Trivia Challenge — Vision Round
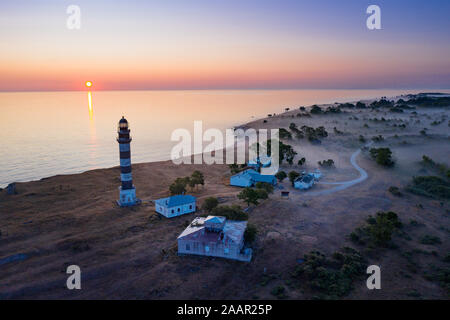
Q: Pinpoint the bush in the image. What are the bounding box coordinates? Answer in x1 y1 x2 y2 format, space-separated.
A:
318 159 334 167
244 224 257 244
388 186 402 197
350 211 402 248
406 176 450 199
420 235 442 245
279 128 292 139
169 177 190 195
270 286 287 299
310 105 323 114
201 197 219 213
288 171 300 186
292 247 366 298
238 188 260 206
255 188 268 200
211 205 248 221
275 171 287 182
255 182 274 194
297 157 306 166
370 148 394 167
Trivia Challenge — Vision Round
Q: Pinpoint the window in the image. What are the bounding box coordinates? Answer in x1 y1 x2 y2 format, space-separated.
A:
178 208 181 212
224 247 229 254
205 245 209 252
171 209 174 213
186 244 190 251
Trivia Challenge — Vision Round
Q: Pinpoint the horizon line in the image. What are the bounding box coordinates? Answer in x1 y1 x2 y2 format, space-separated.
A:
1 87 450 94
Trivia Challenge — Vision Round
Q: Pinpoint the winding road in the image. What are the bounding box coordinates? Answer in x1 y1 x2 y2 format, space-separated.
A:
304 141 373 197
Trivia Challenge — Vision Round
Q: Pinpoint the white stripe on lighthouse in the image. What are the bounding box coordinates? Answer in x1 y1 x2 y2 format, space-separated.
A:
121 173 132 181
120 158 131 167
119 144 130 152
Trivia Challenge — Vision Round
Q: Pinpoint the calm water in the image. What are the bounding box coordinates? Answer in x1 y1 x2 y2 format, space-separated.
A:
0 89 436 186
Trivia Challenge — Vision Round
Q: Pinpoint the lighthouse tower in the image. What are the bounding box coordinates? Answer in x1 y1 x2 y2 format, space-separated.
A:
117 116 140 207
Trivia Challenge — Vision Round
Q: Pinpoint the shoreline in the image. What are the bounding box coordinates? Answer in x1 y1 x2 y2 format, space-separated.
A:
1 92 426 188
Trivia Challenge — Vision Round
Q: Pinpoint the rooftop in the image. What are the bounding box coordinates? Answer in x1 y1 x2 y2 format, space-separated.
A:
155 194 196 207
177 216 247 244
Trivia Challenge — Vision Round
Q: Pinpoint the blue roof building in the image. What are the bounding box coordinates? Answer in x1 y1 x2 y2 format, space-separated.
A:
155 195 196 218
230 169 277 187
294 173 315 190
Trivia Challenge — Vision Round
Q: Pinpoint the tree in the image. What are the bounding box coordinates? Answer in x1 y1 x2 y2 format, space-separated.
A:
238 188 260 206
190 170 205 189
310 105 323 114
369 148 394 167
201 197 219 213
255 182 274 194
298 157 306 166
275 171 287 182
288 171 300 186
255 188 268 200
169 177 190 195
169 181 186 195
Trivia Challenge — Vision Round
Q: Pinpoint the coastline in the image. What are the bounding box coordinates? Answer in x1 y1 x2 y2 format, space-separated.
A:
1 92 449 299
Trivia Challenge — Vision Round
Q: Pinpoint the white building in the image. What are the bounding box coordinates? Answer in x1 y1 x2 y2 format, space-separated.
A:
294 173 315 190
177 216 252 262
155 195 196 218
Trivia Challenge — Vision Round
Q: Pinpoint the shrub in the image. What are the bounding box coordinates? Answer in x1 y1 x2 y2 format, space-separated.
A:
420 235 442 245
244 224 258 244
318 159 335 167
370 148 394 166
292 247 366 298
288 171 300 186
238 188 260 206
211 205 248 221
279 128 292 139
350 211 402 248
310 105 323 114
275 171 287 182
255 188 268 200
169 177 190 195
297 157 306 166
270 286 287 299
406 176 450 199
388 186 402 197
201 197 219 213
255 182 274 194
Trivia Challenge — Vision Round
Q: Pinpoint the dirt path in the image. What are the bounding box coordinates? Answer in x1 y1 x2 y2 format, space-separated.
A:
304 142 373 197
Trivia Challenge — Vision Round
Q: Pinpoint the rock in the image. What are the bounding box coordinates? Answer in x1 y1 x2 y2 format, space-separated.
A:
7 183 17 195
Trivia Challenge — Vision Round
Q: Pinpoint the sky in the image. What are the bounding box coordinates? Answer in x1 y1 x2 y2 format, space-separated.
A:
0 0 449 91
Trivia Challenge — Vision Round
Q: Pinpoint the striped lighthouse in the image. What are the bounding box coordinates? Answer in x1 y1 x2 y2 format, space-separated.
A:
117 116 140 207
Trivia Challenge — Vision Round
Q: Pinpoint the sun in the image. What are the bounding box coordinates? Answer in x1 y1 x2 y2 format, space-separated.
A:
85 81 93 88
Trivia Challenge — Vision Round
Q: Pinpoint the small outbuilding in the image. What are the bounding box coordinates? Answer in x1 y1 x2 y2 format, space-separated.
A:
294 173 315 190
155 194 196 218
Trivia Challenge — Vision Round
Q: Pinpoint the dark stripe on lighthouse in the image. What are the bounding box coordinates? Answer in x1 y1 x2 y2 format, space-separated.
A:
122 180 133 189
120 165 132 174
120 151 131 159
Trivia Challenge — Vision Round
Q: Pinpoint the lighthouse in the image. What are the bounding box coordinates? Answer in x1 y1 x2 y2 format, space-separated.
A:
117 116 140 207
